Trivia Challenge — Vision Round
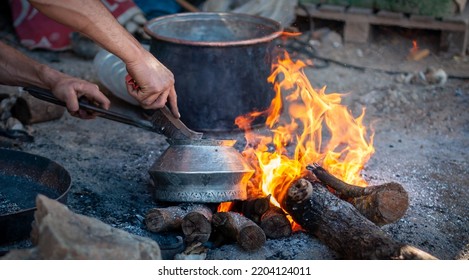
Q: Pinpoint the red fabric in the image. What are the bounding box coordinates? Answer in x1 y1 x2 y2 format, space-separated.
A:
9 0 138 51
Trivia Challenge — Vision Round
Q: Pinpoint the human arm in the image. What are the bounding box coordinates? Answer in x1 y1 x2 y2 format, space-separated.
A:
0 41 110 119
28 0 180 118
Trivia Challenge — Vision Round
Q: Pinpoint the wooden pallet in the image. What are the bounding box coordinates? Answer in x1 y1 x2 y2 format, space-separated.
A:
297 3 469 55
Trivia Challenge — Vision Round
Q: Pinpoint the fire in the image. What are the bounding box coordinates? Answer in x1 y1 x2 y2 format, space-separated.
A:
217 201 234 212
411 40 418 53
236 51 375 208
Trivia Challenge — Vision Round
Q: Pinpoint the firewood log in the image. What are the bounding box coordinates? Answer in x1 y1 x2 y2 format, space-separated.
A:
282 179 437 260
231 195 271 224
212 211 266 251
307 164 409 226
260 206 292 239
12 94 64 124
181 205 213 244
145 204 208 233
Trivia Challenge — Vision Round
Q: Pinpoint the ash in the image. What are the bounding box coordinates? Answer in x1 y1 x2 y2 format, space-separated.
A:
0 193 21 215
1 26 468 260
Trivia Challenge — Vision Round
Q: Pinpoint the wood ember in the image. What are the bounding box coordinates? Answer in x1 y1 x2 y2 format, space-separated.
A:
181 205 213 244
407 48 430 61
212 211 266 251
145 204 209 233
260 206 292 239
307 164 409 226
283 179 437 260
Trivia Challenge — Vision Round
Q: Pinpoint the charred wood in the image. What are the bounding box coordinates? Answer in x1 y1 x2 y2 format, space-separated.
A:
307 164 409 226
260 206 292 239
231 195 271 224
283 179 437 260
212 211 266 251
181 205 213 244
145 204 209 233
12 94 64 124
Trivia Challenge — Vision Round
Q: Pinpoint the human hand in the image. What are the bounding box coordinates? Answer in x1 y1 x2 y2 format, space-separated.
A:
50 77 111 119
125 50 180 118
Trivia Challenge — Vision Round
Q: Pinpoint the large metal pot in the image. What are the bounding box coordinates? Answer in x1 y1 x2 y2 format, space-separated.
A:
144 12 282 132
149 139 253 203
25 87 254 204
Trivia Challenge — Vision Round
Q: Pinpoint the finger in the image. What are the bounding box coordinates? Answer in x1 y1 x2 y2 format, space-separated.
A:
126 82 143 101
62 87 80 114
141 89 169 110
167 86 180 118
79 83 111 110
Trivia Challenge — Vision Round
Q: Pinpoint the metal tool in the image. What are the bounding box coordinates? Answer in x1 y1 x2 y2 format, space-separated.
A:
25 87 254 203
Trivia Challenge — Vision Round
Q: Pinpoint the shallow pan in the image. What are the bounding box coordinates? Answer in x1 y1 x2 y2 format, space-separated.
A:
0 148 71 245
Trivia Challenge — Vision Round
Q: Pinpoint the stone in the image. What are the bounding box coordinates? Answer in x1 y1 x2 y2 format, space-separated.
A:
2 195 161 260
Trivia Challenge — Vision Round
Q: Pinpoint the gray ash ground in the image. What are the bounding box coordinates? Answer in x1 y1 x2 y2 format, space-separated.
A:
1 28 468 259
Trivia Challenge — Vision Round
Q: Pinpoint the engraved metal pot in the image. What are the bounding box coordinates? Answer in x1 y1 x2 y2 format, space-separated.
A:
25 88 255 204
149 139 254 203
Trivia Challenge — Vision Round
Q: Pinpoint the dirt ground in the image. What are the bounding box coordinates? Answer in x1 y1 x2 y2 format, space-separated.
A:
1 22 468 259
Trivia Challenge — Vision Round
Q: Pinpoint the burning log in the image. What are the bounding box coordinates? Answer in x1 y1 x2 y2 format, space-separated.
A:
283 179 437 259
231 195 271 224
260 206 292 239
181 205 213 244
145 204 209 233
307 164 409 226
212 211 266 251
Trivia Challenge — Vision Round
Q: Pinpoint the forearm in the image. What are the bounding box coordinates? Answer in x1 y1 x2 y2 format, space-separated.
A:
29 0 146 64
0 41 65 89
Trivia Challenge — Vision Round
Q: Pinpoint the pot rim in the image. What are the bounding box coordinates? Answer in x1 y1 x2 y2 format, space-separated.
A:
166 139 236 146
144 12 283 47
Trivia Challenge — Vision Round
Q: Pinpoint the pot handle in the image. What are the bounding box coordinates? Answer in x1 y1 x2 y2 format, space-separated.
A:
24 86 203 140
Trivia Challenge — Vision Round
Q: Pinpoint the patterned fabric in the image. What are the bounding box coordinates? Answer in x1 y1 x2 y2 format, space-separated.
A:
9 0 140 51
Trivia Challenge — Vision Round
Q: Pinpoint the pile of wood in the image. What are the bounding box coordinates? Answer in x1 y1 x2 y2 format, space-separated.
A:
145 163 437 260
145 195 292 254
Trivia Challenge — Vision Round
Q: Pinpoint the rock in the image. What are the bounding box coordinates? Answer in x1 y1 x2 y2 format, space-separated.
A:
174 242 208 260
6 117 24 131
322 31 343 48
356 49 364 58
2 195 161 260
424 67 447 86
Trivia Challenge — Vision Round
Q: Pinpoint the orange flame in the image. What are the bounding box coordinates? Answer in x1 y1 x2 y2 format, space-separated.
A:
411 40 418 52
237 51 375 209
217 201 234 212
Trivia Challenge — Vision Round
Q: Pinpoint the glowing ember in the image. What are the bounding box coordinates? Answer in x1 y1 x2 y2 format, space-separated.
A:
217 201 234 212
236 50 375 208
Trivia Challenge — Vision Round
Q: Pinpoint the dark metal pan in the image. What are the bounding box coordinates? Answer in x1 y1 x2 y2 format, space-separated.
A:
0 148 71 245
24 87 254 203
